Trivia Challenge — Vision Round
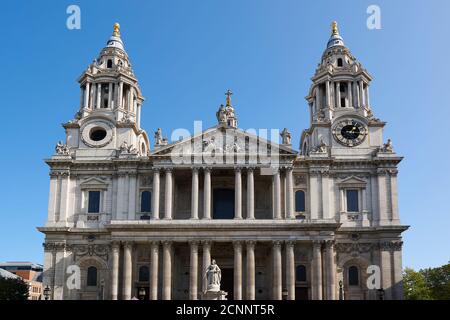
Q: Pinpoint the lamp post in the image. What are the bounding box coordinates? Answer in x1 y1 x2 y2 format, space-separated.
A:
377 288 385 300
338 280 344 300
43 286 50 300
138 287 146 300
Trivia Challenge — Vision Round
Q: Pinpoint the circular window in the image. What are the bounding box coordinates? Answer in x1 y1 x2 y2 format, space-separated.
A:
90 128 107 141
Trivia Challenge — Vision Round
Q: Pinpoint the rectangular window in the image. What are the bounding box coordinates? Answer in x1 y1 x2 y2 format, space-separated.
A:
88 191 100 213
346 190 359 212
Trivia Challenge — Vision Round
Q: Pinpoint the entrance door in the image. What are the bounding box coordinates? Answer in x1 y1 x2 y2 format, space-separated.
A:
220 268 234 300
213 189 235 219
295 287 309 300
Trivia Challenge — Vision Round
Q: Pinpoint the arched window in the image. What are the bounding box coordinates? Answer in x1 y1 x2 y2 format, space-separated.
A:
348 266 359 286
337 58 343 67
141 191 151 213
295 190 305 212
87 266 97 286
296 265 307 282
107 59 112 68
138 266 149 282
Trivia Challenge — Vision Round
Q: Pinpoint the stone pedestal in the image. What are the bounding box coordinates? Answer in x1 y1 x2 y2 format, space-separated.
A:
202 290 228 300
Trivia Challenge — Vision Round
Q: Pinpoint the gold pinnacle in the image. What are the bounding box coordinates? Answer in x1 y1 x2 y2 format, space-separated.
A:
113 22 120 36
331 21 338 35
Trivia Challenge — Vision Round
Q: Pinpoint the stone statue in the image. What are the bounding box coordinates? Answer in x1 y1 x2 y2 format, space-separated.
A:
280 128 292 145
316 137 327 153
205 259 221 292
216 104 227 124
381 139 394 152
55 141 69 155
154 128 167 146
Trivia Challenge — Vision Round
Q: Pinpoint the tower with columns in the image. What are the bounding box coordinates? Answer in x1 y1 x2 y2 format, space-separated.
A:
39 22 407 301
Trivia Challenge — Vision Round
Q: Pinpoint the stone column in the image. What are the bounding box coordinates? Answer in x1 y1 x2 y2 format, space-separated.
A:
233 241 243 300
246 241 256 300
202 241 211 292
377 169 388 224
150 241 159 300
235 168 242 219
191 168 199 219
164 169 173 220
84 82 90 108
390 170 400 223
127 173 136 220
324 241 336 300
203 168 211 219
58 172 70 225
162 241 172 300
189 241 199 300
392 242 403 300
272 241 282 300
108 83 113 108
118 81 123 108
311 241 323 300
359 80 365 108
246 168 254 219
315 85 321 110
96 83 101 108
325 80 331 107
347 81 352 108
336 82 341 108
380 243 393 300
286 241 295 300
123 242 133 300
365 85 370 108
273 169 281 219
285 168 294 219
152 169 160 219
111 242 120 300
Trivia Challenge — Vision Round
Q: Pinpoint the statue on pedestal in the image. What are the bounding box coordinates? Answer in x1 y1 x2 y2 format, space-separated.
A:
206 259 221 292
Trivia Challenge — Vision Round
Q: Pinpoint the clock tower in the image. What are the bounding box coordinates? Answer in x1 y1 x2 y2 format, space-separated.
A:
301 21 387 158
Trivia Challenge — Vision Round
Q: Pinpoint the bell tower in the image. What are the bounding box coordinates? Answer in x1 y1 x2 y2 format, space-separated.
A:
61 23 150 159
301 21 390 158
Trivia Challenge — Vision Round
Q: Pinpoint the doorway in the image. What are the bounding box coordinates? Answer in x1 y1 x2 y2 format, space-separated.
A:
295 287 309 300
220 268 234 300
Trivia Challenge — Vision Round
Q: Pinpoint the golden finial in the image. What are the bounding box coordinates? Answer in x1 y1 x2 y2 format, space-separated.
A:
113 22 121 37
331 21 338 35
225 89 233 106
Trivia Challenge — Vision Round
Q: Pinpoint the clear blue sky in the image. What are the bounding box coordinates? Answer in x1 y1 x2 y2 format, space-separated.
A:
0 0 448 270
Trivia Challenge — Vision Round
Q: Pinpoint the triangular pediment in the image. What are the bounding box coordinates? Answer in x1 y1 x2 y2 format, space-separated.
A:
150 125 297 155
337 176 367 187
80 177 109 189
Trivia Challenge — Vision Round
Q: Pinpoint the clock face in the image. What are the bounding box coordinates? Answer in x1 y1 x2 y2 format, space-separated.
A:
333 119 367 146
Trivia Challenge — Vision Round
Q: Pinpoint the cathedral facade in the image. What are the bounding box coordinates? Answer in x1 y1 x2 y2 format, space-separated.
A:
39 22 407 300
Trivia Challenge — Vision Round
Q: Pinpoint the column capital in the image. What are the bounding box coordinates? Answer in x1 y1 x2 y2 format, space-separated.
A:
285 240 295 247
245 166 255 172
123 241 133 249
111 241 121 250
201 240 212 247
312 240 324 249
191 167 200 173
272 240 283 248
234 167 242 173
245 240 256 248
152 167 161 173
233 240 243 248
162 240 172 247
189 240 200 246
164 167 173 173
324 240 335 248
202 166 212 172
150 240 160 246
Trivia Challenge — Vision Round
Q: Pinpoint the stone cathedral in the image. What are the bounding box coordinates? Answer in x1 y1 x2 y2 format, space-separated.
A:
39 22 408 300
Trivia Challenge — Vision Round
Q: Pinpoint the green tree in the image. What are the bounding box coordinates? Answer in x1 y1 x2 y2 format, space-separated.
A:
422 263 450 300
0 276 29 300
403 267 432 300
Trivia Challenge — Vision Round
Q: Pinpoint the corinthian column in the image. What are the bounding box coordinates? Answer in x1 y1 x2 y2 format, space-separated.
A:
235 168 242 219
162 241 172 300
246 168 254 219
150 241 159 300
203 168 211 219
123 242 133 300
164 169 173 220
191 168 199 219
285 168 294 219
273 169 281 219
246 241 255 300
202 241 211 292
111 242 120 300
152 169 160 219
286 241 295 300
324 241 336 300
233 241 243 300
189 241 199 300
272 241 282 300
312 241 323 300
